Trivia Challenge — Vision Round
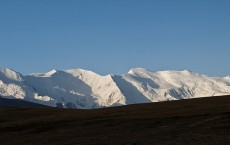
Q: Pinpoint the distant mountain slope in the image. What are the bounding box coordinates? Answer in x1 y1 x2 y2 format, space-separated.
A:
0 68 230 109
121 68 230 101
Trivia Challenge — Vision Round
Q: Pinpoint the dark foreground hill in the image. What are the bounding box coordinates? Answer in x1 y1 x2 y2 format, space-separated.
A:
0 95 230 145
0 97 48 108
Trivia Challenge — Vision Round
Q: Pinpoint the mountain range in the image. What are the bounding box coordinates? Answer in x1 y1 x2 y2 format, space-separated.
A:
0 68 229 109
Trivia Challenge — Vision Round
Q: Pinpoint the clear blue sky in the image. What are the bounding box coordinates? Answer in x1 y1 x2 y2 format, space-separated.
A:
0 0 229 76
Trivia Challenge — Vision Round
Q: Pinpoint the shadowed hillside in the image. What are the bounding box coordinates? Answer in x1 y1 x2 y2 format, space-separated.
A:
0 97 48 108
0 95 230 145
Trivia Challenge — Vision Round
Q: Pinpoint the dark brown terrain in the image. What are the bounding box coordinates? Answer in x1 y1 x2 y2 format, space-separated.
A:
0 95 230 145
0 97 48 108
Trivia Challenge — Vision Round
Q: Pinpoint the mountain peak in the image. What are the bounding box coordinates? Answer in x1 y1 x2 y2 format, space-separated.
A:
0 68 23 82
46 69 58 76
128 68 151 74
66 69 100 77
0 68 18 74
181 69 193 75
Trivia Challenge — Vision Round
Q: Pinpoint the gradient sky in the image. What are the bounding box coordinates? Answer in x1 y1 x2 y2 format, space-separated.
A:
0 0 230 76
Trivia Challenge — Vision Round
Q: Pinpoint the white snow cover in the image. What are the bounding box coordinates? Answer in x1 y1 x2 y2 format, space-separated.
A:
0 67 229 109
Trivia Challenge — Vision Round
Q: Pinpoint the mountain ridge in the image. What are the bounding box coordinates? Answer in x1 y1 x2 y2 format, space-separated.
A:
0 67 229 109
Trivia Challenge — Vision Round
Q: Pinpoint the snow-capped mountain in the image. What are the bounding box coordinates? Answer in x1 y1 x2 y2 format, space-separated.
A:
0 68 230 109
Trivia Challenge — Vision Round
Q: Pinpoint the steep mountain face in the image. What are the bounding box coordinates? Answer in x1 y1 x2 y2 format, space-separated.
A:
25 69 126 109
0 68 229 109
0 68 56 107
120 68 230 102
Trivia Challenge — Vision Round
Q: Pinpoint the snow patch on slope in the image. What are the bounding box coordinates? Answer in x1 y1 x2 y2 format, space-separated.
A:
0 80 25 99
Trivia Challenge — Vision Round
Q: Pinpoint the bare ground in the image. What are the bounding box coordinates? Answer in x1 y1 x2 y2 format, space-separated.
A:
0 95 230 145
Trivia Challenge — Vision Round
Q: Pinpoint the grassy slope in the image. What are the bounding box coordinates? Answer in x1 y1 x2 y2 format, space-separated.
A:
0 95 230 145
